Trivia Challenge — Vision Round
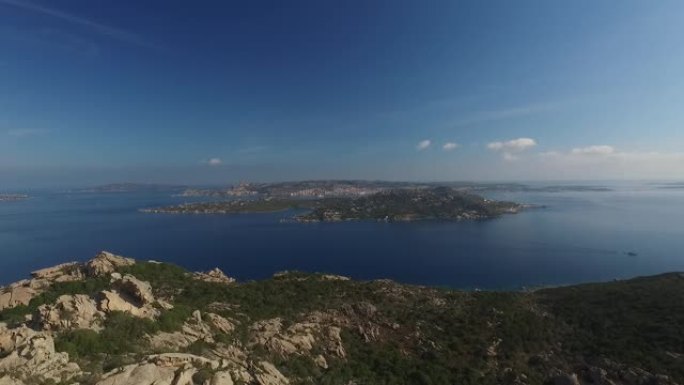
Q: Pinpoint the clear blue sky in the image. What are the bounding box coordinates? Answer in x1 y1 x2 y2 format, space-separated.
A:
2 0 684 187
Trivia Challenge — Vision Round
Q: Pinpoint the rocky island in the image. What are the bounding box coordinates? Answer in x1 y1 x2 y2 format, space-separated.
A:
0 194 28 202
1 251 682 385
142 187 525 222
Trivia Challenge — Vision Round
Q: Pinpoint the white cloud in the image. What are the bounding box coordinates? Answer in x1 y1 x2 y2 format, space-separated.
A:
487 137 537 160
570 145 615 156
442 142 459 151
207 158 222 166
487 138 537 152
417 139 431 151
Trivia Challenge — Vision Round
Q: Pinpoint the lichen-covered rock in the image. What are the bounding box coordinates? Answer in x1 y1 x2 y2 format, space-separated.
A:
0 282 37 311
85 251 135 277
96 363 177 385
98 290 159 319
35 294 104 331
253 361 289 385
97 274 159 319
115 275 155 306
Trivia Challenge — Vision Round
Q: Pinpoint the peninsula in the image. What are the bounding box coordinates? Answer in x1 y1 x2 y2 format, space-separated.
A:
0 251 682 385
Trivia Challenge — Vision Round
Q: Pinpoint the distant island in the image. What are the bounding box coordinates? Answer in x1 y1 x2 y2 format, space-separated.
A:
142 187 526 222
0 193 28 202
176 180 612 199
0 251 682 385
74 183 187 193
141 199 316 215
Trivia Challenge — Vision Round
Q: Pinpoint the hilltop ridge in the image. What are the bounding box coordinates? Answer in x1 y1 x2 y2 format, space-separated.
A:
0 252 682 385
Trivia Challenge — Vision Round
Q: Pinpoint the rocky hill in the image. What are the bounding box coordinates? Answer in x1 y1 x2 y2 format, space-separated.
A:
0 252 682 385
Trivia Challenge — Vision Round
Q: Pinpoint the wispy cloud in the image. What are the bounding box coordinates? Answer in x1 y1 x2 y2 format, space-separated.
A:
416 139 431 151
570 145 615 156
7 128 50 137
207 158 222 166
535 146 684 179
442 142 459 151
0 0 156 49
487 137 537 161
451 103 558 127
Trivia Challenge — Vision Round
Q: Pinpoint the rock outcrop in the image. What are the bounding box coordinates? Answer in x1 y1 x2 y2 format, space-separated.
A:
94 353 277 385
35 294 104 331
194 268 236 285
0 323 80 384
0 262 84 311
253 361 289 385
249 316 345 358
85 251 135 277
0 251 136 312
0 281 37 311
98 274 159 319
149 310 235 350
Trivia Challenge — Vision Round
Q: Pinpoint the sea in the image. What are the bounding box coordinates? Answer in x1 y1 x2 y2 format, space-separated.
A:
1 182 684 290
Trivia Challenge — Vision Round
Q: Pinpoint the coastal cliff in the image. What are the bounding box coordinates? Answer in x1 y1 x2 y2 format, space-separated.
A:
0 252 682 385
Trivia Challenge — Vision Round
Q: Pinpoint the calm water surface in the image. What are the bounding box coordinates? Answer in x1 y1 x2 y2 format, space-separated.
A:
1 183 683 289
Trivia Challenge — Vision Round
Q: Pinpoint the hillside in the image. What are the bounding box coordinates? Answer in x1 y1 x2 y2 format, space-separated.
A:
0 252 682 385
296 187 523 222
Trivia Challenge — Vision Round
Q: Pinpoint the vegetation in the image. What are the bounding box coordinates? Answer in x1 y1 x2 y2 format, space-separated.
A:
297 187 522 222
2 259 683 385
538 272 684 379
0 278 109 327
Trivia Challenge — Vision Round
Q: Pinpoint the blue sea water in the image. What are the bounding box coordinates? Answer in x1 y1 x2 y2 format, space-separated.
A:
1 182 684 289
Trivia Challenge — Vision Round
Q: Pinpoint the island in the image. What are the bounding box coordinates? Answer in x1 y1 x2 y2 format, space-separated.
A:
74 183 187 193
141 199 316 214
0 251 682 385
176 180 613 199
141 187 526 222
0 193 28 202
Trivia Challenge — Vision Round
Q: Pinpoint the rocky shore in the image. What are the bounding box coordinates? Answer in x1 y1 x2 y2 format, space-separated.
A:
1 252 682 385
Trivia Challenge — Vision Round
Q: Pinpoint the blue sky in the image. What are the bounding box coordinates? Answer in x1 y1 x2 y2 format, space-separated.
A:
1 0 684 187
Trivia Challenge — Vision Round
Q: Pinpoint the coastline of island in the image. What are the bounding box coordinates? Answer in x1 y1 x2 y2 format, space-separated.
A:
141 186 531 222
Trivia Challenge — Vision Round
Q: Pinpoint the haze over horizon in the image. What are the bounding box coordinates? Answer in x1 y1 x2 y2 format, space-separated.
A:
2 0 684 188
